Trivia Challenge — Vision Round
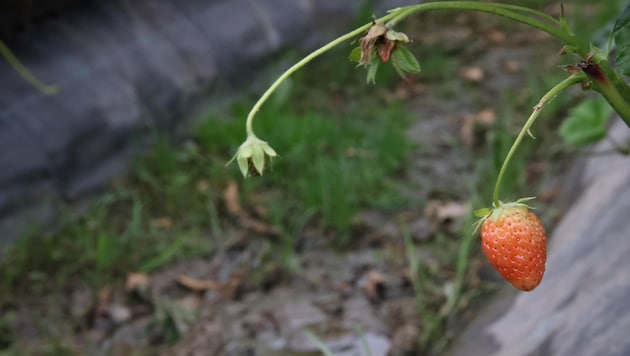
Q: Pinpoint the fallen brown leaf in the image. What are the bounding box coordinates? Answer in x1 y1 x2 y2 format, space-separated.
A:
459 113 476 147
239 216 280 236
475 108 496 126
126 272 151 292
503 60 522 73
223 180 241 216
459 108 496 146
486 29 507 44
425 200 470 228
95 286 113 316
221 272 244 301
196 179 210 193
176 275 221 292
361 270 387 303
346 147 358 158
177 271 243 301
151 216 173 230
390 323 421 355
460 66 484 82
327 281 354 297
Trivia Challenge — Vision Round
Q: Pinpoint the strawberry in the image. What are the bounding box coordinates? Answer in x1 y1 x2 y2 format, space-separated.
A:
477 199 546 291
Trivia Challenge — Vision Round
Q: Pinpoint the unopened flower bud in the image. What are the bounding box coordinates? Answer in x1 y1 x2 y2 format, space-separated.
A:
227 135 277 177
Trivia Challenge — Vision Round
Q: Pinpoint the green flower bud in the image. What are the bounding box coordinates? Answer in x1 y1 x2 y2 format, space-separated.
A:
227 135 278 177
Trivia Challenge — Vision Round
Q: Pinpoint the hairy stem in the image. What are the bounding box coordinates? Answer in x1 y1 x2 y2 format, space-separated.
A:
492 73 586 206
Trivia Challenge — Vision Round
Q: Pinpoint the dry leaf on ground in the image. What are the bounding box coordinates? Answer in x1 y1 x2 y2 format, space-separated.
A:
196 179 210 193
150 216 173 230
239 216 280 236
486 29 507 44
223 180 242 216
126 273 151 292
503 60 522 73
361 270 387 303
425 200 470 228
460 66 484 82
176 275 221 292
459 108 496 146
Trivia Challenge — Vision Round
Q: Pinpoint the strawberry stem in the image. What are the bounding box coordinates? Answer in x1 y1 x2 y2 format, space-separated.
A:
582 50 630 128
242 1 579 146
244 22 380 136
492 73 586 206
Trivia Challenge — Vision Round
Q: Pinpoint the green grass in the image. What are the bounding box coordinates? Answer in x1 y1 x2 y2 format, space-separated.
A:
1 190 215 295
201 100 412 229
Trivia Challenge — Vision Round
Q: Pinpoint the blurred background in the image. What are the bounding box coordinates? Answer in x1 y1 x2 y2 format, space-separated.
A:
0 0 627 355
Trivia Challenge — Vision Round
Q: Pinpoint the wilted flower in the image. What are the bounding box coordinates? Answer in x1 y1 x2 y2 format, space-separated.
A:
359 22 410 65
227 135 277 177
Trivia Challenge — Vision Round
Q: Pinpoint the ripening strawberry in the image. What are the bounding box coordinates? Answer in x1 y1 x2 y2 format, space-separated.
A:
477 200 546 291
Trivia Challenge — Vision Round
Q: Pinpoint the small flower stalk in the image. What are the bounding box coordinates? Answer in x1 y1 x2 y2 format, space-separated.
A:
228 134 277 177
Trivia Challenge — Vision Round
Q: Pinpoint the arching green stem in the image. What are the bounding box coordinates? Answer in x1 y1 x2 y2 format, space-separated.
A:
244 14 396 136
387 2 577 50
244 1 578 137
492 73 586 206
388 2 562 27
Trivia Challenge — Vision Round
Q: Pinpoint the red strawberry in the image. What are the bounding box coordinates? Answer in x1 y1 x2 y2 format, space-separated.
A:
477 200 546 291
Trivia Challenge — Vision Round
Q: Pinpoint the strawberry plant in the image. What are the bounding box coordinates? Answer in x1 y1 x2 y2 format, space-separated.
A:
228 1 630 291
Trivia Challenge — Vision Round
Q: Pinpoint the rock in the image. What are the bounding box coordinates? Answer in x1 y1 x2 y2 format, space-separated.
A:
161 269 392 354
312 293 344 316
108 303 132 325
286 322 356 354
449 117 630 356
165 314 226 356
357 332 391 356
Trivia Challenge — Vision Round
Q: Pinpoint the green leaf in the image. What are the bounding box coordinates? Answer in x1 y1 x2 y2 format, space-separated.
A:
613 2 630 76
390 46 421 74
391 62 406 79
366 56 380 84
559 97 614 147
474 208 491 218
349 46 362 63
385 29 410 44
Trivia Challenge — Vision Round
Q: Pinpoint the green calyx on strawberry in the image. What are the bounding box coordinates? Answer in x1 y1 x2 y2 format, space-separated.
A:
475 197 547 292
